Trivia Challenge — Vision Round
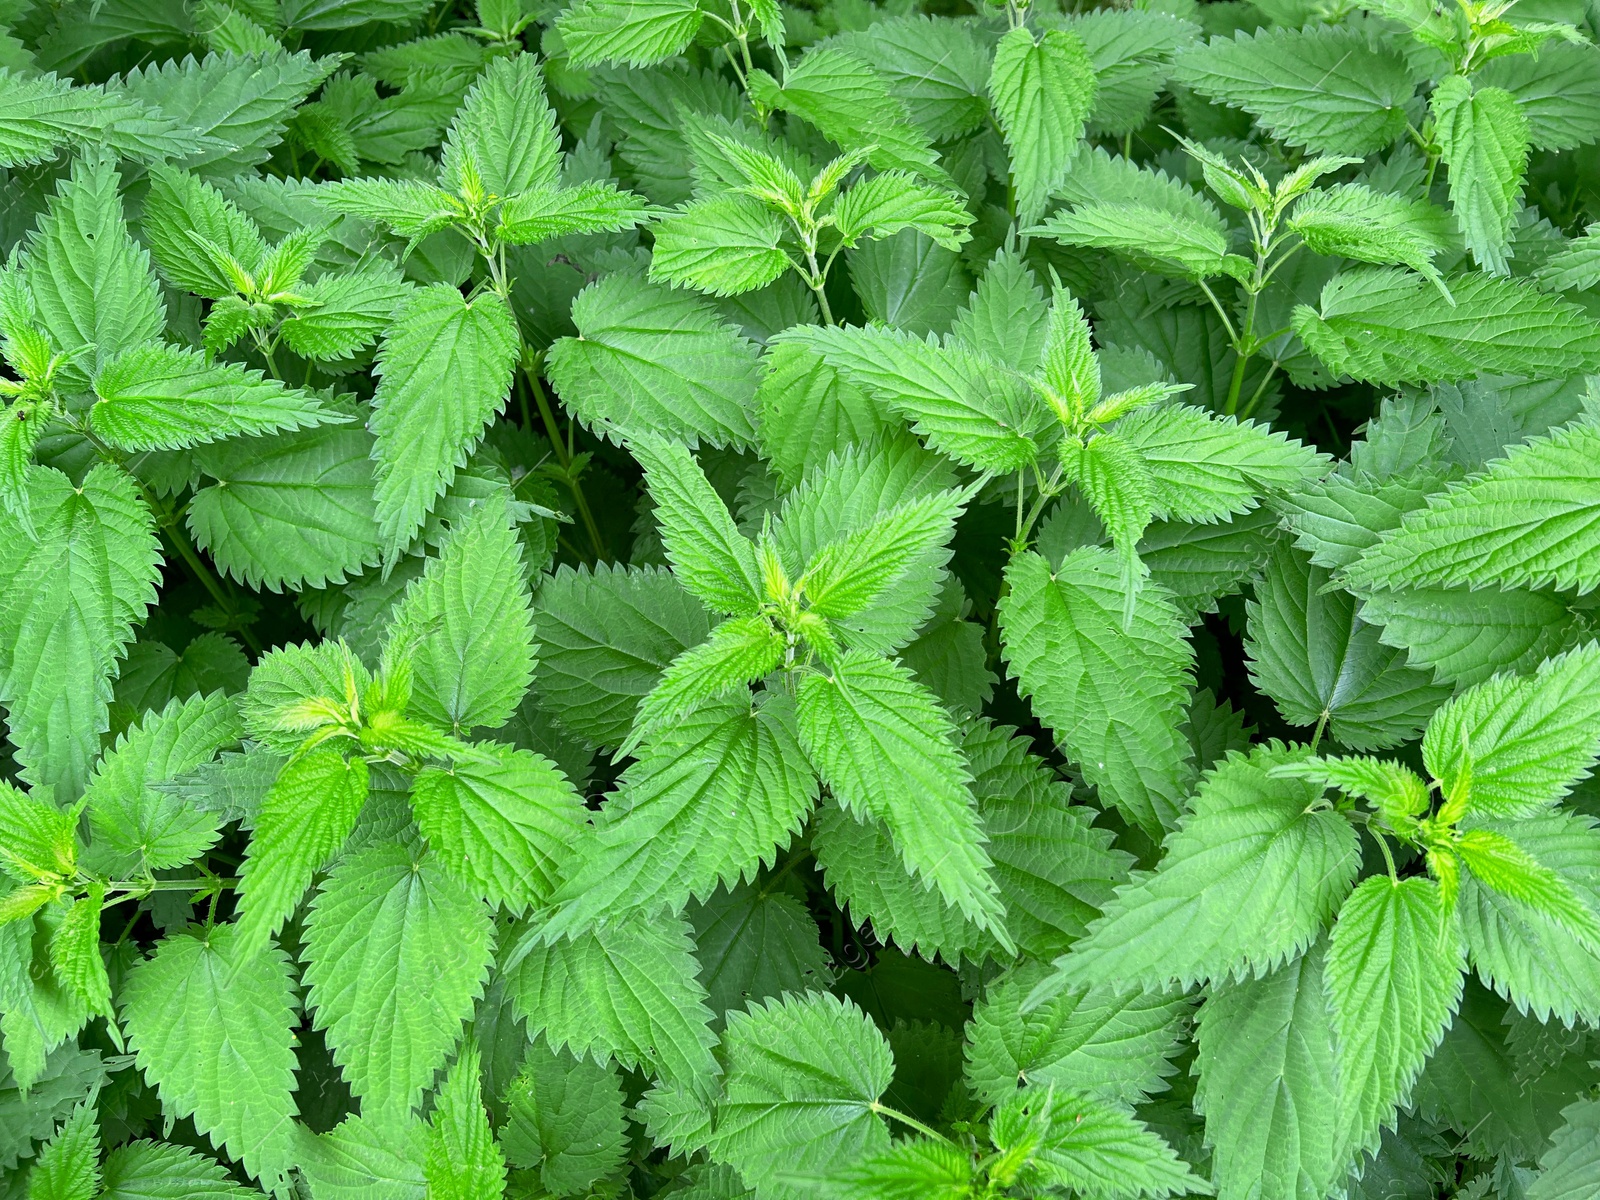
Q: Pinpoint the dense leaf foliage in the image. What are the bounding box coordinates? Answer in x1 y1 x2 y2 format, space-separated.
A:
1 0 1599 1197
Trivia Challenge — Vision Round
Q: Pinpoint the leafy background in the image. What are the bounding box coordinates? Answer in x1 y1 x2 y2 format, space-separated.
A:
1 0 1600 1197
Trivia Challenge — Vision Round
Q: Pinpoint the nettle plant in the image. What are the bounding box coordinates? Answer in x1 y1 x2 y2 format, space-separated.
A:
3 0 1600 1197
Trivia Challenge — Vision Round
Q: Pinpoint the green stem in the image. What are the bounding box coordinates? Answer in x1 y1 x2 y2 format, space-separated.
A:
1371 828 1400 881
109 877 238 893
803 245 836 325
1195 279 1239 343
1223 346 1251 416
1310 708 1329 754
523 355 607 560
1014 462 1065 550
1238 359 1279 420
1223 251 1267 415
870 1102 952 1144
252 330 282 381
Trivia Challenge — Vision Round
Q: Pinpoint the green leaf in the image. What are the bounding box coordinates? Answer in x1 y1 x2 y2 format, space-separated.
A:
966 961 1188 1109
239 638 358 754
1347 419 1600 596
832 172 973 252
951 250 1051 372
98 1140 260 1199
998 548 1195 837
411 746 584 917
1279 469 1448 573
848 230 971 335
1457 811 1600 1026
26 1099 98 1200
810 799 985 964
507 908 719 1090
1287 183 1452 291
1529 1098 1600 1200
314 177 464 242
797 650 1006 937
46 885 108 1021
0 782 76 884
1044 743 1359 993
624 617 783 751
708 993 892 1197
1454 826 1600 950
440 53 559 201
771 436 958 654
1194 940 1346 1200
1478 41 1600 153
0 465 161 802
424 1038 506 1200
631 434 763 617
389 494 535 735
989 1087 1207 1199
121 925 299 1191
1536 223 1600 293
543 692 815 937
22 155 164 387
1139 510 1276 622
231 749 368 963
748 47 942 180
1326 876 1465 1161
963 718 1132 955
899 579 996 716
1421 642 1600 818
1038 285 1098 418
84 691 242 876
756 344 891 489
89 344 335 452
114 49 336 178
1033 201 1242 281
559 0 704 69
1432 77 1530 275
988 27 1096 225
547 274 761 449
496 181 652 245
369 285 520 560
1292 266 1600 386
303 840 494 1122
1173 27 1414 156
689 880 832 1025
1060 433 1153 591
140 165 267 300
277 260 413 362
655 197 789 301
802 489 965 620
1282 754 1430 828
531 563 713 749
502 1041 627 1195
1245 544 1449 751
830 1138 973 1200
280 0 433 30
0 71 192 169
778 324 1041 473
189 421 383 592
1070 8 1200 138
295 1113 428 1200
1358 586 1585 688
836 15 990 142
